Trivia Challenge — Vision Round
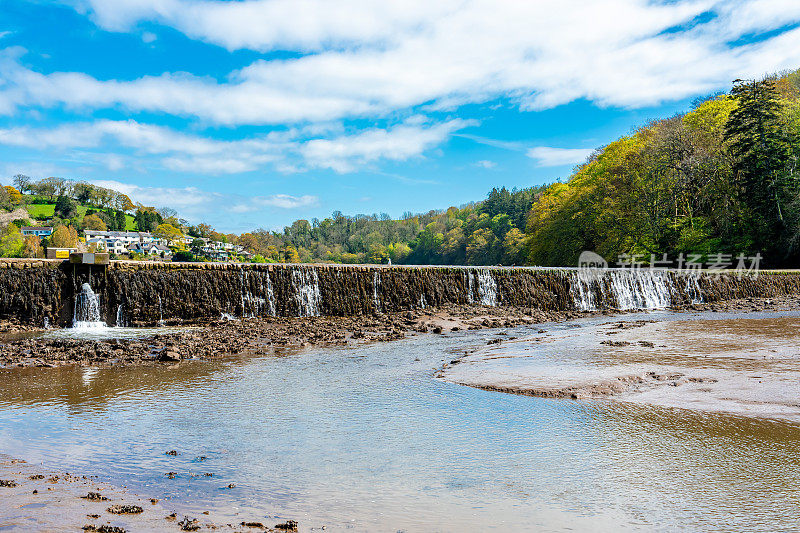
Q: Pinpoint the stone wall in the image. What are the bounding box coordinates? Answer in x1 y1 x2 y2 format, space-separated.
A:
1 259 800 327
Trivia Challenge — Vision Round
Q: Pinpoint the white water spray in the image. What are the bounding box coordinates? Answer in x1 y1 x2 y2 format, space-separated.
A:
476 269 498 306
373 271 381 312
73 283 106 329
293 268 321 316
571 269 705 311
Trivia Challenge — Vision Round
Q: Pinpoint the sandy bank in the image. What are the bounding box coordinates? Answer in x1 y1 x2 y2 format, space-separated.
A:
438 296 800 422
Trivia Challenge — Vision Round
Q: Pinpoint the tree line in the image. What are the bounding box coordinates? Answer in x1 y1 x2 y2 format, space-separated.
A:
3 68 800 266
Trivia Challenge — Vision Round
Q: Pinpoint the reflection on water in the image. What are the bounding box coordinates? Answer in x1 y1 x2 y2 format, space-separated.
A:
1 315 800 532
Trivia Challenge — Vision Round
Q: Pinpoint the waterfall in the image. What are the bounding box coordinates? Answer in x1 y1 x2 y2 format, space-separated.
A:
292 268 321 316
116 304 127 327
685 275 704 304
373 271 381 312
73 283 106 329
240 269 270 318
476 270 498 306
265 273 276 316
157 295 165 326
465 271 474 304
570 269 706 311
608 269 672 310
571 271 599 311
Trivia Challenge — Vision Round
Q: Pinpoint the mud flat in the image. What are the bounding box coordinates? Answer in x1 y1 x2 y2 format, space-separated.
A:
438 296 800 422
0 455 298 532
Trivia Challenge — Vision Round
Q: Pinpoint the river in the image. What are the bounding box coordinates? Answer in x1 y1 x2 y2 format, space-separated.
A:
1 312 799 532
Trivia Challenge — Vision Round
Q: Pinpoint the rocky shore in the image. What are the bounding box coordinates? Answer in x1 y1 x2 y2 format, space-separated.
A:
0 304 579 368
2 294 797 369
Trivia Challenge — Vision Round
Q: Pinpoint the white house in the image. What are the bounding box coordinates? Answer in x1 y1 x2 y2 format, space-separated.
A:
21 226 53 237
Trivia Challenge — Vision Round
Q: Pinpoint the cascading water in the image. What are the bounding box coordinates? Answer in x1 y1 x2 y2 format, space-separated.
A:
73 283 106 329
465 271 475 304
570 269 706 311
571 271 599 311
239 269 270 318
685 275 704 304
373 271 381 312
157 295 165 326
116 304 127 327
608 269 672 310
265 273 276 316
476 270 498 306
292 268 321 317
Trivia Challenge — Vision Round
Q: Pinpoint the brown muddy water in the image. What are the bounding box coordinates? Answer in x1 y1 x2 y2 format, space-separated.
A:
2 311 800 531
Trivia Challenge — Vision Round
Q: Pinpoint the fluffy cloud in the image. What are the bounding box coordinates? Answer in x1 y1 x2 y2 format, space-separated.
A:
0 118 468 174
231 194 319 212
301 119 471 172
88 180 318 228
2 1 800 126
526 147 595 167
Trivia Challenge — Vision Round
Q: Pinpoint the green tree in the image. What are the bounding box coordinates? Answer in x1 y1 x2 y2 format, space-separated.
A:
83 214 107 231
0 226 24 257
724 77 798 253
54 195 78 219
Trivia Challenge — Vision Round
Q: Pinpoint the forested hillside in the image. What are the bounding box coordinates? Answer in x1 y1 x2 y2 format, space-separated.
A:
526 72 800 267
3 70 799 266
238 70 800 267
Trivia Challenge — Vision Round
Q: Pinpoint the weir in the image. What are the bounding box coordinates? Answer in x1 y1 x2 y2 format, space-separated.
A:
2 259 800 327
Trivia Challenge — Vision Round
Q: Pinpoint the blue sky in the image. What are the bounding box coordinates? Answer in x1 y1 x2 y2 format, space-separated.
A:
1 0 800 233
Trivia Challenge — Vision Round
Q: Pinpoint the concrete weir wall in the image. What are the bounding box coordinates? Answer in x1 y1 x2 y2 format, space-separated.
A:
2 259 800 327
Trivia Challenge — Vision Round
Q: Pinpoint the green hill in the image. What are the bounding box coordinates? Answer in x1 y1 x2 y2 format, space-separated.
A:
25 202 136 231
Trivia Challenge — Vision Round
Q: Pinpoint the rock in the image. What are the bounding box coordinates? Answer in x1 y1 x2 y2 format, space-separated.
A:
106 504 143 514
275 520 299 531
178 516 200 531
82 525 126 533
81 492 108 501
0 479 17 487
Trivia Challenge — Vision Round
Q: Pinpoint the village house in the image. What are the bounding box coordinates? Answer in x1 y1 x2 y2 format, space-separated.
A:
21 226 54 237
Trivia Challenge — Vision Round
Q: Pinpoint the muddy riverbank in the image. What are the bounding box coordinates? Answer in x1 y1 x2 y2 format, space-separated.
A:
0 455 297 532
2 295 796 369
438 297 800 422
0 304 579 368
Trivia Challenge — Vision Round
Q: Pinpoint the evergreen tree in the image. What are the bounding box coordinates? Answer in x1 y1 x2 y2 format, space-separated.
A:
724 77 797 252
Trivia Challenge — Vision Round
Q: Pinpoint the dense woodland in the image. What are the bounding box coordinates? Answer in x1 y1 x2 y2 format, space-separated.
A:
238 70 800 267
2 69 800 266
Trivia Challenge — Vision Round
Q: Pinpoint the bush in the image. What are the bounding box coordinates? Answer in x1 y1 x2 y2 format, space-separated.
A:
172 251 195 262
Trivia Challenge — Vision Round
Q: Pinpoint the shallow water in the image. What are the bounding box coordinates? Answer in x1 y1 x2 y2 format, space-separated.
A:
0 324 190 343
1 313 800 531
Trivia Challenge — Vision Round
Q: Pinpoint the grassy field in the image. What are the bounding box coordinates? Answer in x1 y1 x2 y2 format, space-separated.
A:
26 203 137 230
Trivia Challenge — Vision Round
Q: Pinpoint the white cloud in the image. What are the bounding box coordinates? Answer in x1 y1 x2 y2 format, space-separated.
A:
526 146 595 167
475 160 496 169
301 119 472 172
141 31 157 43
233 194 319 212
89 179 220 211
2 0 790 127
0 117 469 175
